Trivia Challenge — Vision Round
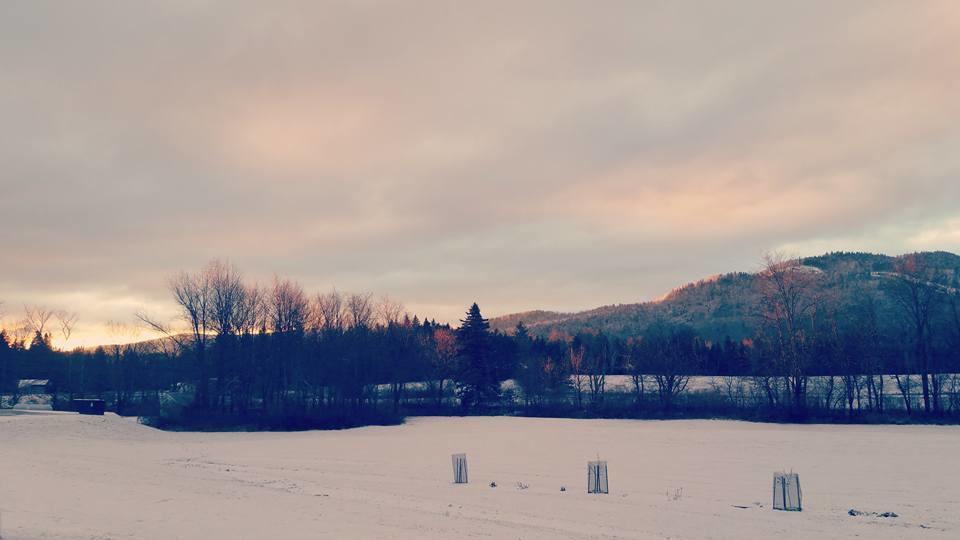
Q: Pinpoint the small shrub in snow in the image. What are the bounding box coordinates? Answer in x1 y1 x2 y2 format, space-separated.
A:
848 509 898 518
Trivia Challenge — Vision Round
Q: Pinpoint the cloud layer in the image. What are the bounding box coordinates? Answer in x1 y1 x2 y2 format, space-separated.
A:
2 1 959 346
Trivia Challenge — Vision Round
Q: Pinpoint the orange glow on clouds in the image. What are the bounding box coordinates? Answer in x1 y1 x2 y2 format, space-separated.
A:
223 92 385 173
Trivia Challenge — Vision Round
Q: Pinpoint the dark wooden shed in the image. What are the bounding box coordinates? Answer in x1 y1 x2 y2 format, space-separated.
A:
72 399 106 415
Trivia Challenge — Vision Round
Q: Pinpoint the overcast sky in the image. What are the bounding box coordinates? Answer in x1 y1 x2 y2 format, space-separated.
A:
2 1 959 347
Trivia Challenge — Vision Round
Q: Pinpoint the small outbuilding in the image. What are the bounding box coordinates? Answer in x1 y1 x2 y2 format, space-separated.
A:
17 379 50 395
72 399 106 416
13 380 53 410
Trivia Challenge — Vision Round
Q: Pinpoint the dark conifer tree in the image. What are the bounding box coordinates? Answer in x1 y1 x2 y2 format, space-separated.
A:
513 322 545 405
29 331 52 352
455 303 498 411
515 321 529 341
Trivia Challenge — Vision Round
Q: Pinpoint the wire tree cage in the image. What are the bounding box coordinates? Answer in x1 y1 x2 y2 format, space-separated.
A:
773 472 802 511
452 453 469 484
587 460 609 494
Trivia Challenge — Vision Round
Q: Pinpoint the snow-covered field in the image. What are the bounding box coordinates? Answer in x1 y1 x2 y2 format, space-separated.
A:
1 412 958 539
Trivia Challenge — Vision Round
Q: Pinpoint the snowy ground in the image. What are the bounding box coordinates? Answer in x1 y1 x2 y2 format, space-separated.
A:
1 413 958 539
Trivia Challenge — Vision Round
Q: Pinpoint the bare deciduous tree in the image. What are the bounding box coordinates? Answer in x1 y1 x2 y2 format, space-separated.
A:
884 255 943 414
105 320 140 349
625 336 646 405
756 253 825 413
644 321 694 410
235 284 267 336
569 344 586 409
11 324 31 347
23 305 55 336
170 267 214 407
209 260 246 338
432 327 458 405
346 292 374 329
270 278 310 334
135 312 186 352
206 261 248 406
313 289 345 332
56 310 79 349
585 336 610 406
377 295 405 327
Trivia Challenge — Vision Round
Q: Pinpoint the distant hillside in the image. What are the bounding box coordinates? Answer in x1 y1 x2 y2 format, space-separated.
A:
79 333 191 353
487 310 571 331
490 251 960 340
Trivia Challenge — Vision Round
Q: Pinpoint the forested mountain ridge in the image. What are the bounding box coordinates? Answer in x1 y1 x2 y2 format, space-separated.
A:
490 251 960 340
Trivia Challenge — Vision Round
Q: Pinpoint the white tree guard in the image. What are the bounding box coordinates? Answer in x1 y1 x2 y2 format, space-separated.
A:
773 472 802 511
587 461 609 494
452 453 468 484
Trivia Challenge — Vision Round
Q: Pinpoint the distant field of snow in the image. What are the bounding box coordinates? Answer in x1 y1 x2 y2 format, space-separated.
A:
380 374 949 394
382 374 955 411
1 413 958 539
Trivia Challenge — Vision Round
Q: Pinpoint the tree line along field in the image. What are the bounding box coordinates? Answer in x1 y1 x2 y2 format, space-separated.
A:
4 372 957 428
1 251 959 426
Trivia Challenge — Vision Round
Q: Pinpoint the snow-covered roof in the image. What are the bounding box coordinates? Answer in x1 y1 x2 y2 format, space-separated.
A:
18 379 50 388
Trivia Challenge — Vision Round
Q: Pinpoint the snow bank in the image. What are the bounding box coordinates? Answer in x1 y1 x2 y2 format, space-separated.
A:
10 393 53 411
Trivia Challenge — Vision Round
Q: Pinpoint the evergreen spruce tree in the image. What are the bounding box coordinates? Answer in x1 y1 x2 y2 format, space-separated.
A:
515 321 530 341
27 331 56 382
29 331 53 352
455 303 498 411
513 322 544 406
